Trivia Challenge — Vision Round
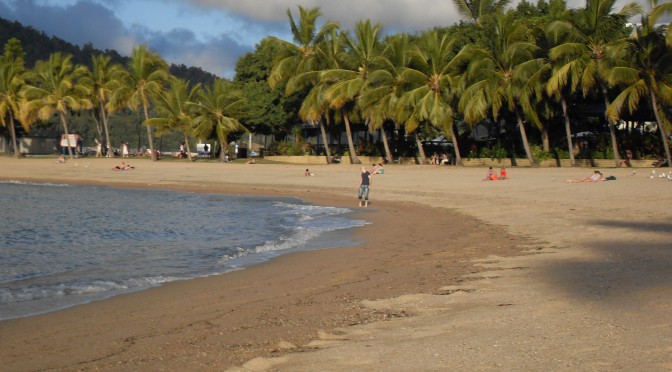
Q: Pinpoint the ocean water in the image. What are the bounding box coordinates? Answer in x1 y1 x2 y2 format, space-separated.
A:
0 181 367 320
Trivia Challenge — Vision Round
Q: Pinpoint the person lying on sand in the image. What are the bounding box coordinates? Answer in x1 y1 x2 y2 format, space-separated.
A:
113 162 134 171
566 170 603 183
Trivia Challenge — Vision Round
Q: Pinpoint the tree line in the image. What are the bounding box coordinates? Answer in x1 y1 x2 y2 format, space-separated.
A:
0 41 244 162
1 0 671 166
265 0 672 166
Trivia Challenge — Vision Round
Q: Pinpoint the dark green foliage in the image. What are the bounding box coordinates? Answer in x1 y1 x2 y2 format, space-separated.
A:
169 64 218 87
233 38 299 136
0 17 217 86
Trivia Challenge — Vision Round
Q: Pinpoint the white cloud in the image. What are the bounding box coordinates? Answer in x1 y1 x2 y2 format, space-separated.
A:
182 0 462 32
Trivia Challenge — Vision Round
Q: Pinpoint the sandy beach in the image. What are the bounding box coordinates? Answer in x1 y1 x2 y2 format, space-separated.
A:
1 157 671 371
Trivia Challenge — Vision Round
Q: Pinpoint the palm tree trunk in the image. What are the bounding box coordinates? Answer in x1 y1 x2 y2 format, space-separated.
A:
414 132 428 164
101 101 114 158
380 125 392 164
541 127 550 152
219 132 228 162
600 83 621 167
561 96 576 167
142 101 157 161
8 113 19 159
650 88 672 167
515 109 537 167
450 124 463 166
184 135 193 162
59 112 75 159
318 119 332 162
343 112 360 164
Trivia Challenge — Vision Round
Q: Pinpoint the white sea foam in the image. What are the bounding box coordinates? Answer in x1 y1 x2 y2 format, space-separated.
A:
0 183 367 320
0 180 69 187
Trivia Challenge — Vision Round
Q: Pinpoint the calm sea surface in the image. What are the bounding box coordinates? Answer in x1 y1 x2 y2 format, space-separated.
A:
0 181 367 320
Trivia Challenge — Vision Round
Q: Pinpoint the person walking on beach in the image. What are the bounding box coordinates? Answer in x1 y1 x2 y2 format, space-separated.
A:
358 166 372 207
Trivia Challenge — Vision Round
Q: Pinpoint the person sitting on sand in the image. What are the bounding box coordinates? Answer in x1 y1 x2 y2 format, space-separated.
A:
376 163 384 174
498 167 507 180
113 162 134 171
566 170 603 183
483 167 498 181
305 168 314 176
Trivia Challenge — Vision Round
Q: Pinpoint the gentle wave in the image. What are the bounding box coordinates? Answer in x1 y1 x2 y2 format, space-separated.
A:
0 179 70 187
0 182 367 320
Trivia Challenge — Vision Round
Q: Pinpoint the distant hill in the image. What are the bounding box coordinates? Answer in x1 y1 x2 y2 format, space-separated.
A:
0 17 218 86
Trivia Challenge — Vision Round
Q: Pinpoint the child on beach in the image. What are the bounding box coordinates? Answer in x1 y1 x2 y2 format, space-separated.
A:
499 167 507 180
305 168 314 176
483 167 498 181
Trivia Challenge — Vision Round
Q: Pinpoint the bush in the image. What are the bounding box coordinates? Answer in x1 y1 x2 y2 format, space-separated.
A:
553 147 570 159
530 145 553 162
481 145 508 161
269 140 304 156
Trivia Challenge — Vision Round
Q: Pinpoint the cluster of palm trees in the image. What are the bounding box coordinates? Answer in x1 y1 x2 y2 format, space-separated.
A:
0 43 245 161
269 0 672 167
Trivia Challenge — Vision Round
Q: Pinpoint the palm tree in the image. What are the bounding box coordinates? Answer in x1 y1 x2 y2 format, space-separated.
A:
111 45 168 161
550 0 641 166
21 52 92 159
607 0 672 166
459 13 546 167
322 20 385 164
358 34 411 164
81 54 123 158
193 78 247 162
269 6 338 162
0 54 26 159
398 31 468 165
146 78 200 161
452 0 512 26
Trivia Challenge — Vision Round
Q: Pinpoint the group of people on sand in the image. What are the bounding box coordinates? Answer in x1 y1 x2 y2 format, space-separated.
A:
483 166 507 181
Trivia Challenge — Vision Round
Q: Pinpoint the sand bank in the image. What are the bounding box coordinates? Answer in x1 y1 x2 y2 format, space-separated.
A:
1 157 671 370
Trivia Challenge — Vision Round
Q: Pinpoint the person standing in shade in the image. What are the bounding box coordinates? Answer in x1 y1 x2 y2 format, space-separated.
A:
358 166 372 207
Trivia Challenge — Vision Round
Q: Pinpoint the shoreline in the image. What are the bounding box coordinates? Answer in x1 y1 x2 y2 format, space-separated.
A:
0 160 528 370
1 157 671 370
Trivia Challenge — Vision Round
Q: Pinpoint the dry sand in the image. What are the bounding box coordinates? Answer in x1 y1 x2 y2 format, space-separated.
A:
1 157 671 371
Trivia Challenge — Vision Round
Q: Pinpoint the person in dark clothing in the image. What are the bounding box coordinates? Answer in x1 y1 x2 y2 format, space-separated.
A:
358 166 372 207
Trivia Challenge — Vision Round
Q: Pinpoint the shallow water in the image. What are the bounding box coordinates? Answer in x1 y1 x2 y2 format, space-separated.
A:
0 181 367 320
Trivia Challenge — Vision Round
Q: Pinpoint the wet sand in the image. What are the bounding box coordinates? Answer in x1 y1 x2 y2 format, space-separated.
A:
1 157 671 371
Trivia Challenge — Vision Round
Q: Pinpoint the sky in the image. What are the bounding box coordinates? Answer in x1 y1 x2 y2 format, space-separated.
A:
0 0 644 79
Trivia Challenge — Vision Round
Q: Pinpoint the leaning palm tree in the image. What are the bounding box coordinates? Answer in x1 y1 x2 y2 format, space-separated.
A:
146 78 200 161
322 20 384 164
111 45 168 161
398 31 468 165
0 56 26 159
546 21 583 165
550 0 641 166
269 6 339 162
81 54 123 158
459 13 546 167
21 52 92 159
192 78 247 162
607 0 672 167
